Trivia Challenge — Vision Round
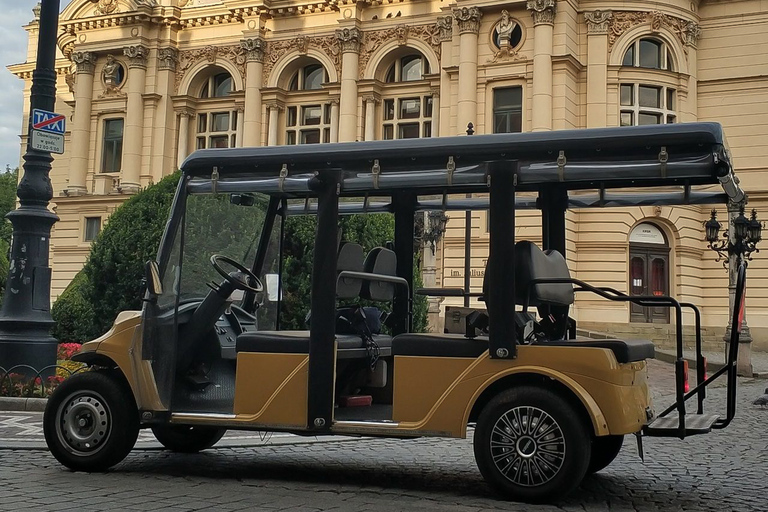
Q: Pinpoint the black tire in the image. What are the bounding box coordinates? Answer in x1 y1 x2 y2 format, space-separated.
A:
587 435 624 474
151 425 226 453
43 371 139 472
473 386 591 503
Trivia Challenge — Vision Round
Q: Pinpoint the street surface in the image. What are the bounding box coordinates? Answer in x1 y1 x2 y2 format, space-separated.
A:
1 360 767 511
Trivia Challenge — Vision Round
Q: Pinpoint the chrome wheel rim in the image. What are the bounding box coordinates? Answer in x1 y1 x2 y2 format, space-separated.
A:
489 406 566 487
56 391 111 457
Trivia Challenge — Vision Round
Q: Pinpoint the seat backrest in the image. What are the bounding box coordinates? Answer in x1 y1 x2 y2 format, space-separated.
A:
360 247 397 301
337 242 364 299
514 241 574 307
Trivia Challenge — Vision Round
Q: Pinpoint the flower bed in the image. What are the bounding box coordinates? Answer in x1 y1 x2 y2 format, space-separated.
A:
0 342 87 398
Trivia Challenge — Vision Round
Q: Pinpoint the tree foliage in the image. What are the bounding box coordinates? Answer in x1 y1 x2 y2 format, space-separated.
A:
0 168 19 305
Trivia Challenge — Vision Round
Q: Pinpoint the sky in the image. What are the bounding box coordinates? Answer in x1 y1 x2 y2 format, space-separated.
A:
0 1 72 172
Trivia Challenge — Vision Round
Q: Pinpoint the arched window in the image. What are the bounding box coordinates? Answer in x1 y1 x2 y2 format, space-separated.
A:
195 70 237 149
200 72 233 98
385 55 428 83
622 38 675 71
290 64 326 91
378 51 433 140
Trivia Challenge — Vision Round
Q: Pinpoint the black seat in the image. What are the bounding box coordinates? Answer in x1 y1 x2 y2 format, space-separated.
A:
236 330 392 360
535 337 654 363
392 333 488 358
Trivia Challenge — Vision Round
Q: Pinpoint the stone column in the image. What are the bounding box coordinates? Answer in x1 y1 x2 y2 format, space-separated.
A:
527 0 556 132
725 199 753 377
121 45 149 193
152 47 178 180
330 99 340 143
336 28 362 142
67 50 97 195
431 88 440 137
241 37 265 146
683 22 701 122
363 96 378 141
585 10 612 128
176 109 193 168
435 16 453 137
236 106 245 147
452 7 482 134
267 103 282 146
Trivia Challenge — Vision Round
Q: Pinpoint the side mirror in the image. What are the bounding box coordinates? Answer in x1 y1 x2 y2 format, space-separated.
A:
265 273 281 302
145 261 163 296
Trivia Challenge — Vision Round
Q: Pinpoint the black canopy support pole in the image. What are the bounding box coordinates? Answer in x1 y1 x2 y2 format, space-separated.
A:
393 192 416 335
307 171 340 431
540 187 568 255
488 161 517 359
464 204 472 307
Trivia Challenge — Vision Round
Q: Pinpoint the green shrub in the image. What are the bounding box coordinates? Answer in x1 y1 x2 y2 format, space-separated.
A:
50 271 95 343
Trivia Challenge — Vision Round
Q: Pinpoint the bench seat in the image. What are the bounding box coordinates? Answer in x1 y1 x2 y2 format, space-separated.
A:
236 330 392 359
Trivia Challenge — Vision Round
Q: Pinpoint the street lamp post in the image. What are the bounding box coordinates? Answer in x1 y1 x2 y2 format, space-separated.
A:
0 0 61 377
420 210 449 333
705 203 762 377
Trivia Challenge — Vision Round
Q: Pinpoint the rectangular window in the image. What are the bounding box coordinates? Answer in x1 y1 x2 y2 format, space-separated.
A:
620 84 634 106
398 123 420 139
101 119 124 173
302 106 322 126
301 129 321 144
638 86 661 108
211 112 230 132
84 217 101 242
209 135 228 148
493 86 522 134
399 98 420 119
638 112 662 125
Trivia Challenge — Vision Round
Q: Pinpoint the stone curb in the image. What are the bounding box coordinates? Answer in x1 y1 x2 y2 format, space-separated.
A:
0 397 47 412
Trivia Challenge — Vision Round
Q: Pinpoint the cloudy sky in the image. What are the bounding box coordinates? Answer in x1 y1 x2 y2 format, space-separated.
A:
0 1 72 172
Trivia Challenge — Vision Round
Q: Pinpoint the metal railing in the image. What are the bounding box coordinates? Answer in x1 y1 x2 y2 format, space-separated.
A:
0 364 88 399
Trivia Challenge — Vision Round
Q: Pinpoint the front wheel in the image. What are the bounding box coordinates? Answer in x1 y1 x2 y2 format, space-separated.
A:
151 425 226 453
473 386 591 503
43 371 139 472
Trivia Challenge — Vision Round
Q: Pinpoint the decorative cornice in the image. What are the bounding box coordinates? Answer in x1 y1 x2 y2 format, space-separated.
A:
336 27 363 53
436 16 453 43
157 47 179 72
175 45 246 94
608 11 700 54
72 51 97 74
585 10 613 35
359 23 442 79
123 45 149 69
453 7 482 35
527 0 557 26
240 37 266 63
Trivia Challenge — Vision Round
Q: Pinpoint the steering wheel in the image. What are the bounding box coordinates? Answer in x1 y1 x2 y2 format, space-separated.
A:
210 254 264 293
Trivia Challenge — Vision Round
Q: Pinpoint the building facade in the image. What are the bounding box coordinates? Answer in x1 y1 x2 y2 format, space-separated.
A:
9 0 768 351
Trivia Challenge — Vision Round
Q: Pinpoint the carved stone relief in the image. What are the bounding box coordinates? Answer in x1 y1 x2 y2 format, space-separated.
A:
609 11 701 54
585 10 613 35
158 47 179 72
262 35 341 85
123 45 149 69
527 0 556 26
336 28 363 53
175 45 247 94
358 23 442 79
435 16 453 43
453 7 482 35
72 51 97 75
92 0 118 16
240 38 266 63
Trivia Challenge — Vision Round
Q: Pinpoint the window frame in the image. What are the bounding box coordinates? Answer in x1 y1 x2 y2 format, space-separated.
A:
100 118 124 174
622 38 675 72
83 216 102 242
492 86 523 134
619 83 677 126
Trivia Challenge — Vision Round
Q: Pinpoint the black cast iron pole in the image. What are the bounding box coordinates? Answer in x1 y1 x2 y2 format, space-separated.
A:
0 0 61 377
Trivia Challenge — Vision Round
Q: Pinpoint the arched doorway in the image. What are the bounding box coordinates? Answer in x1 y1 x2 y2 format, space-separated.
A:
629 222 670 323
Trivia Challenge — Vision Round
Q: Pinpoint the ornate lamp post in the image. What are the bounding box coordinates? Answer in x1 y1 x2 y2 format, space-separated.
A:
0 0 61 377
419 210 449 333
423 210 449 255
705 205 763 376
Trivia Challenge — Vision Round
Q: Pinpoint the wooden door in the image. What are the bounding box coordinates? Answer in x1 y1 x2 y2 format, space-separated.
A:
629 246 670 323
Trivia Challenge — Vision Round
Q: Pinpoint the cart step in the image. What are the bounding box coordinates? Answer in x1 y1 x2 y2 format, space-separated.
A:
644 413 720 437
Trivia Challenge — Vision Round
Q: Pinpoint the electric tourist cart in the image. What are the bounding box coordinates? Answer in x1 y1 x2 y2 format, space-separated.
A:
43 123 748 503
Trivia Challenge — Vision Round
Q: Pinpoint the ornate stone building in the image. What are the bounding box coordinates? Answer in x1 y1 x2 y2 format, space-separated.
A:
8 0 768 352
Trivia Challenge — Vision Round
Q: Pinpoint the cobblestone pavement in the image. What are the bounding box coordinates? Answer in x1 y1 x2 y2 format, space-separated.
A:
1 360 767 511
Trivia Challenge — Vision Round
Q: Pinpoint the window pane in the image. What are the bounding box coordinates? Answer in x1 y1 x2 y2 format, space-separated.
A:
105 119 124 138
385 64 396 83
423 122 431 138
399 98 420 119
620 111 634 126
401 56 423 82
231 134 236 147
197 114 207 133
211 112 230 132
102 119 124 173
384 99 395 121
622 45 635 66
383 125 393 140
494 113 509 133
84 217 101 242
304 65 323 90
639 86 661 108
302 105 322 126
666 50 674 71
666 114 676 124
651 258 666 296
398 123 419 139
425 96 433 117
494 87 522 110
287 107 297 127
213 74 232 97
324 104 331 124
200 82 209 99
323 128 330 143
197 137 206 149
666 89 675 110
639 39 662 69
301 129 320 144
209 135 229 148
232 110 238 131
620 84 634 106
286 131 296 145
631 257 645 294
638 112 662 125
289 73 299 91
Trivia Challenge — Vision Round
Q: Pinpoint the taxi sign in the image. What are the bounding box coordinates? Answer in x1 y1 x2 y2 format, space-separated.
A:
32 109 66 134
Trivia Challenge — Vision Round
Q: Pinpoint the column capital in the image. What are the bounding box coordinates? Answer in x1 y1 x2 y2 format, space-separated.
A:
266 101 284 112
176 108 195 118
336 27 362 53
123 45 149 69
527 0 557 26
452 7 482 35
240 37 266 62
684 21 702 48
157 47 179 72
585 10 613 35
72 51 97 74
430 87 440 98
435 16 453 42
362 95 380 104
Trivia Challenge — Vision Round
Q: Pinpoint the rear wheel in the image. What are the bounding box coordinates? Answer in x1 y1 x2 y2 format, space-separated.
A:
151 425 226 453
473 386 591 503
43 371 139 472
588 435 624 474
